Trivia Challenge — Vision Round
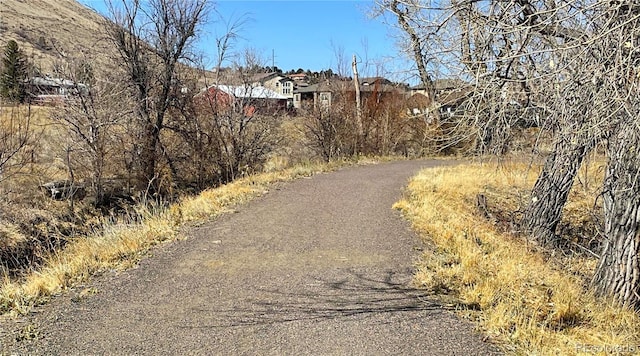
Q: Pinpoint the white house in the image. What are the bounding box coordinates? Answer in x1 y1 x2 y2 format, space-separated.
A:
251 72 294 107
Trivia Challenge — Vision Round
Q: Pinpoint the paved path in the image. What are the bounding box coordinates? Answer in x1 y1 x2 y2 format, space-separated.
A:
2 160 500 355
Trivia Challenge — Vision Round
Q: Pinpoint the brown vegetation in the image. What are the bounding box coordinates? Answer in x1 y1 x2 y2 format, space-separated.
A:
301 82 437 161
394 160 640 354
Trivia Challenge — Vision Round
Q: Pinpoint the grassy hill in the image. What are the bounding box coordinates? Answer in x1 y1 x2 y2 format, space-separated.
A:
0 0 113 74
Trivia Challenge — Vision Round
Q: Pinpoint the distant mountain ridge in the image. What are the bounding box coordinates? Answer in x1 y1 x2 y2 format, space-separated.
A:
0 0 113 75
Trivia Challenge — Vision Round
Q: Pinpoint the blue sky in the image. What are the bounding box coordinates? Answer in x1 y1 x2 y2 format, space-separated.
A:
80 0 413 82
211 1 397 73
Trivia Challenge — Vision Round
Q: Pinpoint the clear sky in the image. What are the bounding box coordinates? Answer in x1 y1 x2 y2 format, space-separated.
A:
80 0 413 82
210 1 400 75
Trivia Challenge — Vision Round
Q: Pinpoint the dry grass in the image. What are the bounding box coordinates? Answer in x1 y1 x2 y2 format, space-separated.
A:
0 156 381 315
393 159 640 355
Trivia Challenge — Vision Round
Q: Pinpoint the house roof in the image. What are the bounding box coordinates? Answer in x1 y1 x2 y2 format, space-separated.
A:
359 83 404 93
250 72 277 82
411 79 468 91
294 80 348 93
250 72 292 83
360 77 393 85
277 77 293 83
29 76 86 89
210 85 287 100
294 80 404 94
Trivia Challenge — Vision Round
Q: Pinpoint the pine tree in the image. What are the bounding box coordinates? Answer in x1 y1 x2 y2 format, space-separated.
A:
0 40 28 103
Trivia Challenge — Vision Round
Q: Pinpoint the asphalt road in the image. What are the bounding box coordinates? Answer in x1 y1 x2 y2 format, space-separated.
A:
1 159 501 355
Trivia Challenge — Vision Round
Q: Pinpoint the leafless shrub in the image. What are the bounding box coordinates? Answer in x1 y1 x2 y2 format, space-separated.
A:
303 106 356 162
50 58 131 207
190 75 285 183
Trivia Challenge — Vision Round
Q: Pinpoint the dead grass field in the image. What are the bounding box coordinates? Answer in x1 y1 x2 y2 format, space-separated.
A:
394 158 640 354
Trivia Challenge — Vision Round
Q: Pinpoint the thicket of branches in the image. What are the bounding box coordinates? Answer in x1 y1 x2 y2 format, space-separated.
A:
376 0 640 308
44 0 298 202
0 0 280 275
302 81 436 161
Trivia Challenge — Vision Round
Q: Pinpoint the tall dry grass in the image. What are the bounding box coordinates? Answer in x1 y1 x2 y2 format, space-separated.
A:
394 159 640 355
0 157 380 315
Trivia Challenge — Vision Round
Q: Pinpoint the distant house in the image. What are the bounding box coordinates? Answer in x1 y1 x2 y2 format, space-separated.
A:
405 93 431 117
438 86 472 117
196 84 288 116
250 72 294 107
26 76 87 105
410 79 467 98
410 79 472 117
288 73 309 83
293 80 340 109
293 77 406 110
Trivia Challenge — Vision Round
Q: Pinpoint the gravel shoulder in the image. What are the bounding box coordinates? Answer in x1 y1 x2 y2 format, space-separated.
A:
1 159 501 355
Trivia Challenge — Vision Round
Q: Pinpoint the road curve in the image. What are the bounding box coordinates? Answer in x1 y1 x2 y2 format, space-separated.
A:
3 159 501 355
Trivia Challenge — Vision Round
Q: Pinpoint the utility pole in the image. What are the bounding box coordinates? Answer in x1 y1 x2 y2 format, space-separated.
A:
352 54 363 151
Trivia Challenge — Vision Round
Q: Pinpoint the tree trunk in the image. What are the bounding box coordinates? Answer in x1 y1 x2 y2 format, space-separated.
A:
593 123 640 309
521 137 593 245
138 121 159 195
93 148 105 207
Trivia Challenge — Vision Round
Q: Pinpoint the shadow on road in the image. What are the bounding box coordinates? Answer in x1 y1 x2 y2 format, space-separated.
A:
184 268 443 328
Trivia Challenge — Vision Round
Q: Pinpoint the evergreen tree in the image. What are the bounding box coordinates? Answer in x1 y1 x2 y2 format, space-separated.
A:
0 40 28 103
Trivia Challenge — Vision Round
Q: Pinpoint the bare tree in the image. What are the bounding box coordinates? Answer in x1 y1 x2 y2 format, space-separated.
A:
106 0 209 196
208 52 284 181
376 0 435 102
594 119 640 308
352 54 363 146
589 4 640 308
170 20 283 185
53 58 130 206
376 0 640 308
330 40 350 79
376 0 600 238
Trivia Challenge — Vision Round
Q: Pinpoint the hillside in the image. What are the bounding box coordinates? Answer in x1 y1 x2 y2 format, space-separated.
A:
0 0 113 74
